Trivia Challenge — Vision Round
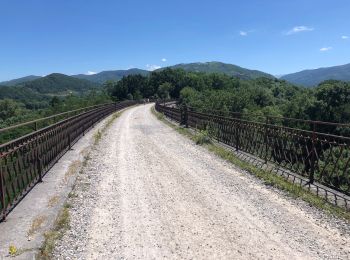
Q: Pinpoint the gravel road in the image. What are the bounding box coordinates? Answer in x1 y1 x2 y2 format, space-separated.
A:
53 104 350 259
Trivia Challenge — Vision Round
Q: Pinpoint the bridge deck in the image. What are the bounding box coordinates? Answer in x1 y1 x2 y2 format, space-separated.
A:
50 104 350 259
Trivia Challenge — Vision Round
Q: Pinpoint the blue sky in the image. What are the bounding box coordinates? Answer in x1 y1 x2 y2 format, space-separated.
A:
0 0 349 81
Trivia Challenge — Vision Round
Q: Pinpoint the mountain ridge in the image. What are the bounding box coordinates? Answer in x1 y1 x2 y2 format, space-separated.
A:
1 62 274 86
72 68 150 84
156 61 274 80
281 63 350 87
0 75 42 86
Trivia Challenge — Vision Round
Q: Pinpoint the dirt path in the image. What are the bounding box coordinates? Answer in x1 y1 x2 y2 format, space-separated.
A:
53 104 350 259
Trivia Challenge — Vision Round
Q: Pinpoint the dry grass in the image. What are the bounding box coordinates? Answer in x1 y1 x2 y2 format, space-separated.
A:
63 161 81 184
38 203 70 259
93 111 123 146
27 215 47 238
47 195 60 208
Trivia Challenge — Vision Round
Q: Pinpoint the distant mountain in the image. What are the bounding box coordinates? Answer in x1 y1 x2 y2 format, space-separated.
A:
158 62 274 80
0 73 101 108
73 69 150 84
0 75 41 86
21 73 100 94
281 63 350 87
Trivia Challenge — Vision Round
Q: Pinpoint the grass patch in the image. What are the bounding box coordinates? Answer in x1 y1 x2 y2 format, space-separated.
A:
152 105 350 222
27 215 47 239
68 191 78 198
93 130 102 145
105 112 120 129
38 203 71 259
63 160 81 184
93 111 122 146
47 196 60 208
194 129 212 145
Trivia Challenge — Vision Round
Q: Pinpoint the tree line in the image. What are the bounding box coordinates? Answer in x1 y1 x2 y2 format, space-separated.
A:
1 68 350 133
105 68 350 132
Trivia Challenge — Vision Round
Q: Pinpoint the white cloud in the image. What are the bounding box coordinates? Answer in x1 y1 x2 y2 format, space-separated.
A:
286 26 314 35
341 35 349 39
161 58 167 62
86 71 97 75
146 64 161 71
320 47 332 52
239 31 247 36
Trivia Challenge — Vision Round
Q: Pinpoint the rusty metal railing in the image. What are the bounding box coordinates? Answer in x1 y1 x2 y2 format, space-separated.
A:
0 101 136 220
0 103 122 146
155 102 350 207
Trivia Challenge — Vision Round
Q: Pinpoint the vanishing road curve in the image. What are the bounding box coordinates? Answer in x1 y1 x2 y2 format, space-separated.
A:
53 104 350 259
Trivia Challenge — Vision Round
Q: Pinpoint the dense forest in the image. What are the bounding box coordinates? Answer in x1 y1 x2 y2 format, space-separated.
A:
0 91 110 129
105 68 350 128
1 68 350 133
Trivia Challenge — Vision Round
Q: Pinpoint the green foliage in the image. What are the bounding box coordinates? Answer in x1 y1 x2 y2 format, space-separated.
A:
157 82 173 99
317 147 350 192
106 74 148 101
0 99 24 120
194 128 212 145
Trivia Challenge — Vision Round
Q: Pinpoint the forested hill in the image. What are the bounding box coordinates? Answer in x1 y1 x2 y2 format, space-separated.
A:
1 62 273 86
0 75 41 86
157 62 274 80
281 63 350 87
0 73 101 109
73 69 150 84
21 73 100 94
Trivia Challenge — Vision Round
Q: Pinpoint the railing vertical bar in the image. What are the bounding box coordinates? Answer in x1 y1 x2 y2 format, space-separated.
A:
0 166 6 221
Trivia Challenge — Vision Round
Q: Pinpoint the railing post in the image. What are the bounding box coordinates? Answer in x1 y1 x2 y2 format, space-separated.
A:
309 122 316 184
68 134 72 150
181 105 188 127
37 157 43 183
265 116 269 163
235 117 240 151
0 165 6 221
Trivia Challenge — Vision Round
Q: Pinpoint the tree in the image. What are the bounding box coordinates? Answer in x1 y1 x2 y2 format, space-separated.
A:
0 99 23 120
157 82 174 99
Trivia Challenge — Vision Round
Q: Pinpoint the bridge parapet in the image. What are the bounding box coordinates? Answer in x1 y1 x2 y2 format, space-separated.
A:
155 102 350 209
0 101 136 220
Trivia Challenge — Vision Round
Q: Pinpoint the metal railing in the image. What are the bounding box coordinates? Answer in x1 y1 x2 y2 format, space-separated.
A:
155 102 350 207
0 103 122 145
0 101 136 220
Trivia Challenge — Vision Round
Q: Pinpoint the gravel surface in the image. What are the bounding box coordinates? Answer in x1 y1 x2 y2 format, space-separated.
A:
53 104 350 259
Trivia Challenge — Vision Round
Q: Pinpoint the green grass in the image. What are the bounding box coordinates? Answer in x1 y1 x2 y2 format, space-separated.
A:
194 129 212 145
93 130 102 145
93 111 123 145
151 106 350 222
38 203 71 259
